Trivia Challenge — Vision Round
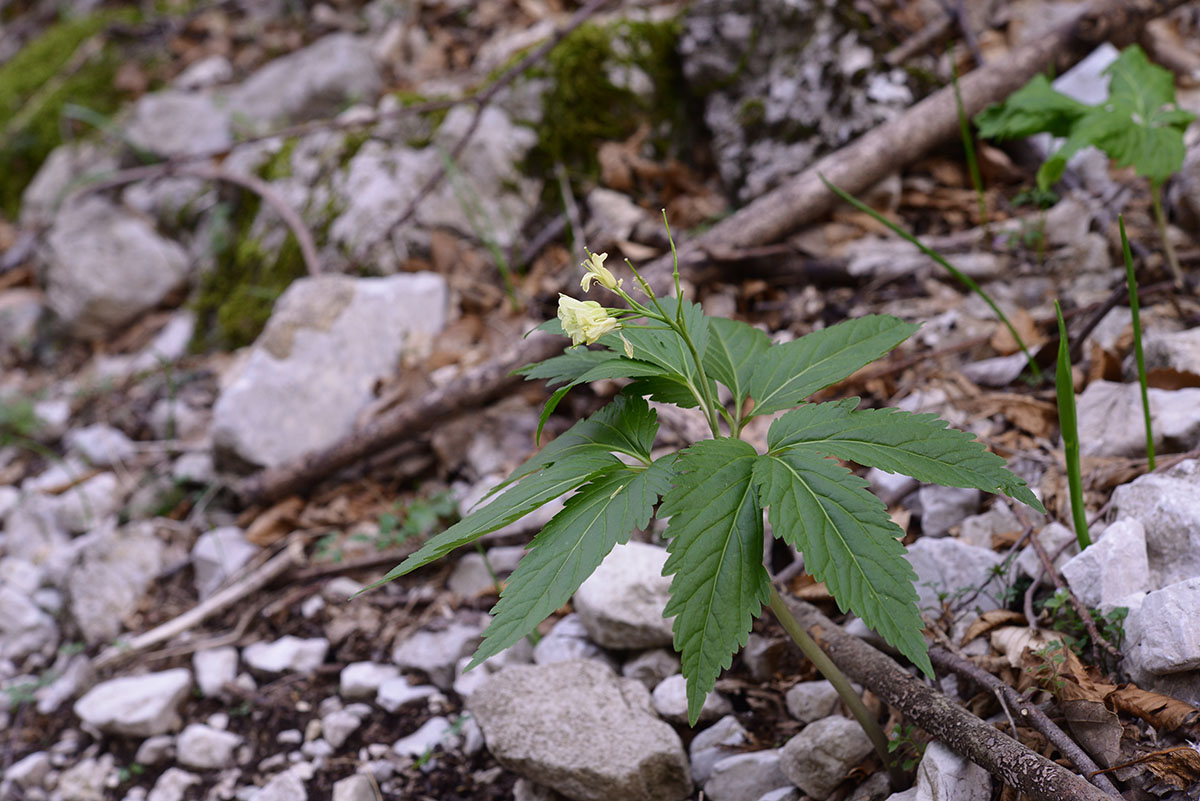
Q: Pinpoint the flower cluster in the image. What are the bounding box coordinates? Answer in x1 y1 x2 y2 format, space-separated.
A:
557 295 618 346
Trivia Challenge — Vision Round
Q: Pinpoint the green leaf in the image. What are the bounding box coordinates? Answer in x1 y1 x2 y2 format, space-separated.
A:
469 455 677 668
745 315 917 417
767 400 1044 511
612 297 711 387
703 317 771 409
517 348 664 388
660 438 769 725
973 74 1089 140
624 375 715 409
500 394 660 490
366 458 616 590
752 451 932 676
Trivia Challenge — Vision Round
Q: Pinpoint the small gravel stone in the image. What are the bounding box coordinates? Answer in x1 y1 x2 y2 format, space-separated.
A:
340 662 400 699
176 723 242 769
652 673 731 724
243 636 329 674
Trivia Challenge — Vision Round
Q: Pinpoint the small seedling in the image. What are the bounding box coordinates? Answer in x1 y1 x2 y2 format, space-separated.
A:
367 226 1043 779
975 46 1196 286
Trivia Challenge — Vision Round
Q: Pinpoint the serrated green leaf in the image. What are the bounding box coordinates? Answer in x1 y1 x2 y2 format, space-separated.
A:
745 315 917 418
610 297 711 387
973 74 1089 140
469 455 677 668
517 348 664 388
500 394 660 491
660 438 769 725
767 400 1044 511
752 451 932 676
704 317 771 408
624 375 715 408
367 458 617 589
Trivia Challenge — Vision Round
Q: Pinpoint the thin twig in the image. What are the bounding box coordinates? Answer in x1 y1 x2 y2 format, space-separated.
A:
91 537 305 671
929 646 1122 797
75 162 322 275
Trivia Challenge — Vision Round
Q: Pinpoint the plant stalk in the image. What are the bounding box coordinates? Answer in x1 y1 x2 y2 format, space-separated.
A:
1149 186 1184 289
1119 216 1155 470
767 585 905 788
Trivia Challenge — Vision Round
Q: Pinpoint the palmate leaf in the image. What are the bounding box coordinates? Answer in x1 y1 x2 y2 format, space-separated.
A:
973 73 1089 140
372 396 661 588
608 297 711 388
703 317 770 409
660 438 770 725
468 455 677 669
752 451 933 677
745 315 917 418
766 400 1044 511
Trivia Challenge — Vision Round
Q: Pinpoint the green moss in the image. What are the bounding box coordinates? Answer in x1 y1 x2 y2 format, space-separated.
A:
524 17 694 179
257 137 298 181
0 9 138 217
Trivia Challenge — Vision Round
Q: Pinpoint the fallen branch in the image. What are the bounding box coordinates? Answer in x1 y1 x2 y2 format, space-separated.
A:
928 645 1121 797
91 537 305 672
779 593 1114 801
238 333 564 504
75 162 322 275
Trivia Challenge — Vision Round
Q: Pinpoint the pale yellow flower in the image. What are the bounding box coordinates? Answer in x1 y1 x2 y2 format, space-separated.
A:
580 251 622 292
558 295 619 345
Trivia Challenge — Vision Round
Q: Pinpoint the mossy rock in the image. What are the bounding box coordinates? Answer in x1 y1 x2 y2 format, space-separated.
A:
522 17 697 180
0 9 139 218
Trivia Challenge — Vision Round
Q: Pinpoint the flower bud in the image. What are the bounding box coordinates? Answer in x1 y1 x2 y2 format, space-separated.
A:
580 251 621 292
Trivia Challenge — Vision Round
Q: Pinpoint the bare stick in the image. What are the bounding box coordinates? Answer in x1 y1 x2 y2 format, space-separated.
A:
929 646 1121 797
779 594 1115 801
75 162 322 275
91 538 304 671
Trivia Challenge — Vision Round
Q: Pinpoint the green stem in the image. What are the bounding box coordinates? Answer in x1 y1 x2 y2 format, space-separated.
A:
767 585 904 788
675 322 721 438
1150 185 1184 289
1120 216 1155 470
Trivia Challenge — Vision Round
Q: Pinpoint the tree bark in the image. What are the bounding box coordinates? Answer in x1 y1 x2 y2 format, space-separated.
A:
779 595 1113 801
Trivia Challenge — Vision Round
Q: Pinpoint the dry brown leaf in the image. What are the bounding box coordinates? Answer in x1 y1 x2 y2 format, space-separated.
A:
990 308 1046 356
973 393 1057 438
1104 746 1200 789
1109 684 1200 732
1062 698 1123 768
246 496 305 546
990 626 1065 668
961 610 1027 646
1087 343 1124 385
1146 367 1200 390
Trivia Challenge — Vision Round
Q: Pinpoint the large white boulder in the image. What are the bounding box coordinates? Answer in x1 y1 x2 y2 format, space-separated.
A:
211 272 448 469
74 668 192 737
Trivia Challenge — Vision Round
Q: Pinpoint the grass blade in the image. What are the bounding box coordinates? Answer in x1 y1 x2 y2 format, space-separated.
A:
1054 300 1090 549
1119 215 1154 470
822 176 1042 382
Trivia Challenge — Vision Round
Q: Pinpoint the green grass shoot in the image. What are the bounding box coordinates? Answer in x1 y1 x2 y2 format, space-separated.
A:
822 176 1043 382
951 49 988 230
1053 300 1091 549
1119 215 1154 470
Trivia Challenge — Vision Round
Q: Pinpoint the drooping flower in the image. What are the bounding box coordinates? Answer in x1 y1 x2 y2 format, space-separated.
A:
580 251 622 292
558 294 619 345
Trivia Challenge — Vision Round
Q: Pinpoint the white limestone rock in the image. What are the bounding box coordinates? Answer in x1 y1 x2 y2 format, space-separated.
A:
574 541 674 649
1111 459 1200 588
531 613 613 668
1076 381 1200 459
690 715 750 786
393 716 453 758
74 668 192 737
249 768 308 801
331 774 376 801
148 768 200 801
779 716 874 800
622 649 681 690
704 750 789 801
191 527 259 598
41 197 189 339
339 662 400 699
243 636 329 675
226 34 382 130
1140 327 1200 376
917 485 981 538
0 585 58 661
1124 577 1200 675
784 680 841 724
914 741 990 801
125 90 232 157
176 723 242 769
20 142 119 228
1015 521 1079 580
905 537 1006 623
64 424 136 468
375 678 443 713
211 273 448 470
66 520 165 644
652 674 731 725
391 618 485 689
194 646 238 697
468 659 691 801
1061 519 1150 610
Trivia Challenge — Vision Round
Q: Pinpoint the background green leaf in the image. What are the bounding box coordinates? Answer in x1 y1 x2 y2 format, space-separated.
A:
660 437 769 725
745 315 917 417
753 452 932 676
767 400 1044 511
703 317 771 409
469 456 676 668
